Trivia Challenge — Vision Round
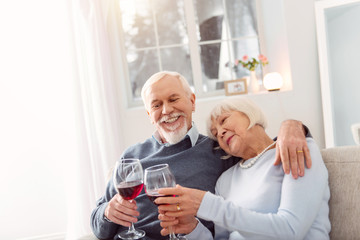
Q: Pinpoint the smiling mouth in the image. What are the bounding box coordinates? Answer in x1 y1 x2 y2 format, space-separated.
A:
226 135 234 146
159 113 186 131
162 116 180 124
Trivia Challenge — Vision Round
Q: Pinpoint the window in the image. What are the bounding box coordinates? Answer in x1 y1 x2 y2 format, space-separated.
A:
119 0 263 107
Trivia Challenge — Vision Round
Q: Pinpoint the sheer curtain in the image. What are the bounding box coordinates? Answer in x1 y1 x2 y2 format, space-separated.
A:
65 0 125 238
0 0 79 238
0 0 125 238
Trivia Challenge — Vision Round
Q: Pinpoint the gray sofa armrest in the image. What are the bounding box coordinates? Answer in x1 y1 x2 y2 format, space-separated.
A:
321 145 360 239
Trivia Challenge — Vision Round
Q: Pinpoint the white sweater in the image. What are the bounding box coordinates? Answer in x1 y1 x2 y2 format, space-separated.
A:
187 138 330 240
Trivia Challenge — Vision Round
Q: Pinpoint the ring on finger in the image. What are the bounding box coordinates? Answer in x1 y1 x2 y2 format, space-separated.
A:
176 204 181 211
297 150 303 153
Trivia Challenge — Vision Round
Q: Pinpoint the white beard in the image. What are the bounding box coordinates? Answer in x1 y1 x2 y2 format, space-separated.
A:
158 113 189 145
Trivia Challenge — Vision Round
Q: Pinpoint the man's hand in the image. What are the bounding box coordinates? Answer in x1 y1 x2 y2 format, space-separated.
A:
104 194 140 227
274 120 312 179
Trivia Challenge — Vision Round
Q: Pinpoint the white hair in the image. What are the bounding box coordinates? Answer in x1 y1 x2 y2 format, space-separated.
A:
206 97 268 140
141 71 193 110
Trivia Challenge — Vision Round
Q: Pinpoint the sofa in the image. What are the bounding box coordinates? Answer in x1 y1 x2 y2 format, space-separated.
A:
321 145 360 240
81 145 360 240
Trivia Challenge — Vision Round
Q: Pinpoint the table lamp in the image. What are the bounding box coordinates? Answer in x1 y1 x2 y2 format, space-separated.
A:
263 72 283 91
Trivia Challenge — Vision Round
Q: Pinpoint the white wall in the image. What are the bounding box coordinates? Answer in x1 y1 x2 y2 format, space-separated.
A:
118 0 325 153
327 5 360 146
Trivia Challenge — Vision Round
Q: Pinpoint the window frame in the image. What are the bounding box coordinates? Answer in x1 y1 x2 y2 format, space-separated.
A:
119 0 266 108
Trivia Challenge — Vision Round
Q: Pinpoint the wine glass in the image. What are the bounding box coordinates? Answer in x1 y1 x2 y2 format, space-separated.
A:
144 164 186 240
113 158 145 239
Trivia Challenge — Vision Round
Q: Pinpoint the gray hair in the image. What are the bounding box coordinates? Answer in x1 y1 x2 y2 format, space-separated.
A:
141 71 193 110
206 97 268 141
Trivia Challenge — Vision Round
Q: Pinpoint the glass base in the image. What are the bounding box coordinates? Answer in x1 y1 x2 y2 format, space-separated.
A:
169 234 187 240
118 229 145 240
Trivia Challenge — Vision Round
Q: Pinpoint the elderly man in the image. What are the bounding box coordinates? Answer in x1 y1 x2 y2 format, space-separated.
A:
90 71 312 240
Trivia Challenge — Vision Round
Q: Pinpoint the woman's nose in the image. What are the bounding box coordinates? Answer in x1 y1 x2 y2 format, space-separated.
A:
219 126 226 137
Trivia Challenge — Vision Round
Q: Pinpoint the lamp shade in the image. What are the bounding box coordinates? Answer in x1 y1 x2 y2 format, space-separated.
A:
263 72 283 91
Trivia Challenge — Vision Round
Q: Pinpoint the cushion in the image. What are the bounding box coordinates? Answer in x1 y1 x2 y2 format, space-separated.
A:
321 145 360 239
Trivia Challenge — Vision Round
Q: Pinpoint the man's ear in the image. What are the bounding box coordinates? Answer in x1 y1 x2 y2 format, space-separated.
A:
147 111 155 124
190 93 196 111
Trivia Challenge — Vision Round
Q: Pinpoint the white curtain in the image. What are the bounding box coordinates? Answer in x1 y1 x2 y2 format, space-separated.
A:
65 0 125 238
0 0 82 238
0 0 125 238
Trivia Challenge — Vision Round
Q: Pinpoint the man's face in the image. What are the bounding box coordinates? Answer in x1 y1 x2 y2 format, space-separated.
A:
145 75 195 144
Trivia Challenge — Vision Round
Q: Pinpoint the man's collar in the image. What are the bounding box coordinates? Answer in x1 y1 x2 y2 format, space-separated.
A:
187 123 199 146
152 122 199 147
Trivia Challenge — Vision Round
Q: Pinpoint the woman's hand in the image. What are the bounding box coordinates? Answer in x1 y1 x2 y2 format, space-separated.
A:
155 185 206 217
274 119 312 179
158 211 198 235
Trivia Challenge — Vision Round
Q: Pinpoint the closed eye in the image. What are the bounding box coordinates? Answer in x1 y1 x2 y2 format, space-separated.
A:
169 97 179 103
220 116 228 124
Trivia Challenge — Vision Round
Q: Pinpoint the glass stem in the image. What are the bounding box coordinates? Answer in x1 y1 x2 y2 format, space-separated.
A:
128 222 136 233
127 199 136 233
169 226 177 239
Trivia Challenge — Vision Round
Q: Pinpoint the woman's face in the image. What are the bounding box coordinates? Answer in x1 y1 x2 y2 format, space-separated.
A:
210 111 250 157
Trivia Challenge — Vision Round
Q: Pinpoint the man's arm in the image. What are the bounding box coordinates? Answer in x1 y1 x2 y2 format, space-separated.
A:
90 192 119 239
274 120 312 179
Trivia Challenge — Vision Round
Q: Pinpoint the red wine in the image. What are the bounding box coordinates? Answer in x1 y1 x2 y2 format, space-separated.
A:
146 191 175 205
117 181 144 200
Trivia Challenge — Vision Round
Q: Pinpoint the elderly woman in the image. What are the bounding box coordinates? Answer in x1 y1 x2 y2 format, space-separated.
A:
156 98 330 239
